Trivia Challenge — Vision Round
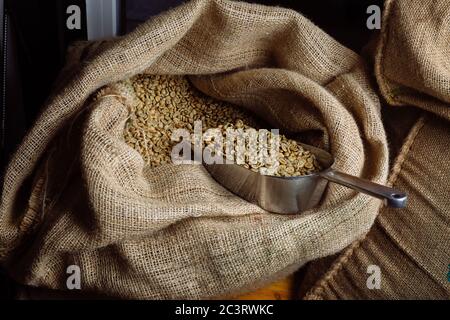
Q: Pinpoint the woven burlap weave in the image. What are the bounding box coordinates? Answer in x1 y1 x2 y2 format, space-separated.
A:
304 115 450 300
0 0 388 299
304 0 450 300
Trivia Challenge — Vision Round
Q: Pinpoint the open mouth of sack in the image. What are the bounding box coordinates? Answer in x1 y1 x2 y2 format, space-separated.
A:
119 74 407 214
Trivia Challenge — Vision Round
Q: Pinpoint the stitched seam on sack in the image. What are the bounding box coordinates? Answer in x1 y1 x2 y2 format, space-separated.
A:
304 114 427 300
386 115 426 187
376 116 448 288
374 0 403 107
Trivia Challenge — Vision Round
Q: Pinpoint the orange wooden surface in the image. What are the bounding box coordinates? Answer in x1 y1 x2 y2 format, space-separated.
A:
231 276 293 300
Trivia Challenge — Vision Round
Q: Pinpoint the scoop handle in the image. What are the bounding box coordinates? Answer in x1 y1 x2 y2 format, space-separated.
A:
319 169 407 208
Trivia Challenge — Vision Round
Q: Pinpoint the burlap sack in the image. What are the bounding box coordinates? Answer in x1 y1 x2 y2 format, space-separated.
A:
304 115 450 300
304 0 450 300
0 0 388 299
375 0 450 121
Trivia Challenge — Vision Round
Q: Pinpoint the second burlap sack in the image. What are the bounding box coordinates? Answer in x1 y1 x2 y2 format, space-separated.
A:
303 0 450 300
0 0 388 299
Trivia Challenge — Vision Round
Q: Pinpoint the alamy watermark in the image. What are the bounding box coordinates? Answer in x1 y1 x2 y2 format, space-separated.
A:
366 264 381 290
64 4 382 33
66 265 81 290
366 5 381 30
170 121 281 175
66 5 82 31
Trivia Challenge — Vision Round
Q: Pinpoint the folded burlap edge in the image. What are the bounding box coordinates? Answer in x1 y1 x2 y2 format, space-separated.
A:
303 114 427 300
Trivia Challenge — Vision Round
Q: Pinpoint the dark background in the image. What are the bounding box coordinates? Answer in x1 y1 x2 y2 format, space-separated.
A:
1 0 383 299
127 0 383 50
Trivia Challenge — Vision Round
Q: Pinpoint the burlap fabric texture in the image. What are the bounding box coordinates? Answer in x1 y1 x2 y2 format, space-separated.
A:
0 0 389 299
304 0 450 300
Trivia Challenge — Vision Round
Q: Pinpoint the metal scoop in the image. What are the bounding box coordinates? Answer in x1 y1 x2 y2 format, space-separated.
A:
204 143 407 214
